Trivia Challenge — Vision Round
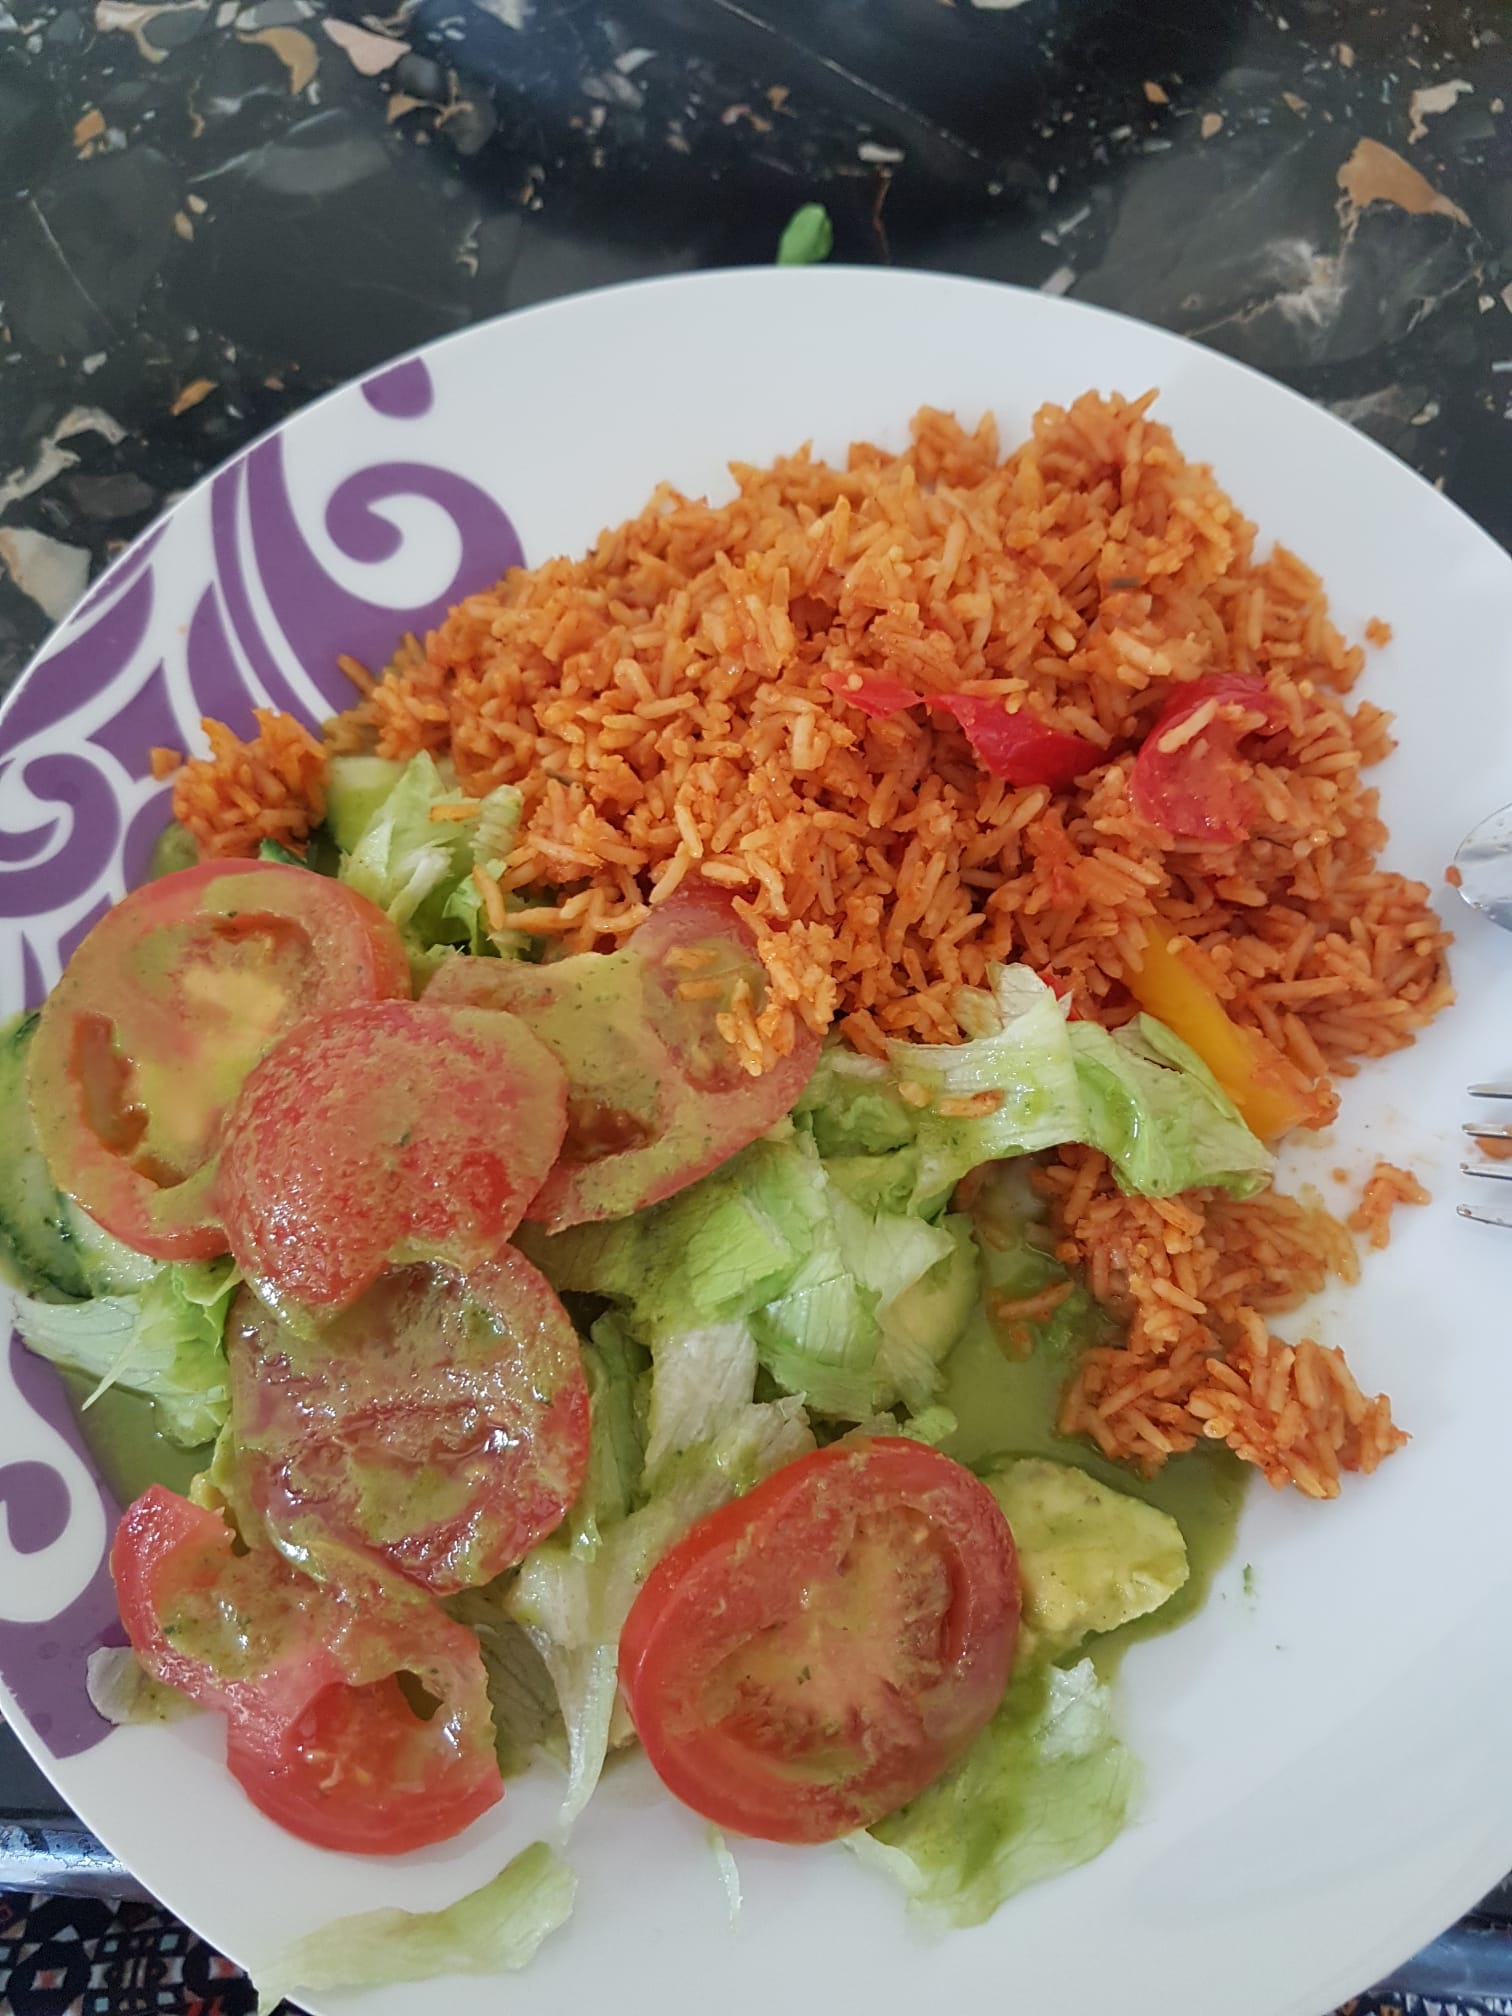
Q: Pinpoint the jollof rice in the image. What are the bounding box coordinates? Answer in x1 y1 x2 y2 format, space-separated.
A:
172 392 1453 1498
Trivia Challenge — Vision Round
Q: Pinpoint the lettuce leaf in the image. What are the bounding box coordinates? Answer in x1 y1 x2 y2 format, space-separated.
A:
63 1203 159 1296
871 1214 979 1414
796 965 1273 1209
796 1049 918 1159
323 753 407 854
441 1589 566 1778
580 1313 647 1524
744 1144 887 1419
13 1257 237 1447
338 752 473 928
642 1319 761 1485
528 1132 974 1422
335 751 525 968
886 967 1087 1211
528 1135 803 1337
253 1840 575 2014
854 1660 1138 1929
1070 1015 1272 1199
85 1646 201 1728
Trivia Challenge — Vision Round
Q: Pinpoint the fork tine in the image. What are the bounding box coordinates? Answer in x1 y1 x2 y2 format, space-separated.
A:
1459 1204 1512 1227
1464 1089 1512 1220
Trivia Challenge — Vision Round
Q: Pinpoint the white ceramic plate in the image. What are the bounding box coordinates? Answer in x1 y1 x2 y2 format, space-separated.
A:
2 267 1510 2016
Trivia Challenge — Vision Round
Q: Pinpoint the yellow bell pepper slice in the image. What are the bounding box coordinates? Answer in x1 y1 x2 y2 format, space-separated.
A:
1126 920 1327 1141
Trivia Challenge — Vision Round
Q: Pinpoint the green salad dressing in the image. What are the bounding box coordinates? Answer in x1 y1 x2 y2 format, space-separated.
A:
59 1373 205 1506
942 1306 1248 1674
61 1260 1245 1673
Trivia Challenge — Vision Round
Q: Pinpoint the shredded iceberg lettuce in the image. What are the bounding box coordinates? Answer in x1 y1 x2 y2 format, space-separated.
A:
13 1257 237 1447
334 751 525 970
853 1661 1139 1929
1069 1014 1273 1199
526 1131 976 1425
85 1645 201 1728
253 1840 576 2014
796 964 1272 1210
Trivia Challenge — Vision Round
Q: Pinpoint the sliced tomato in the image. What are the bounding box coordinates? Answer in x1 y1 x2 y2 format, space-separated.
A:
27 862 410 1261
927 694 1102 790
820 678 1104 792
224 1669 497 1856
819 671 924 718
227 1250 590 1593
215 1001 568 1308
618 1438 1020 1844
1128 673 1285 844
425 886 820 1232
111 1485 502 1854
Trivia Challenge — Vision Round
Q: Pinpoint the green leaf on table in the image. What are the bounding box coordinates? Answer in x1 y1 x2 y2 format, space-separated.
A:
777 202 834 265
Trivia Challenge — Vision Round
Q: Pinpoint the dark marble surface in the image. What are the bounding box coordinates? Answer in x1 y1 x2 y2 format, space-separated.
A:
2 0 1512 2000
2 0 1512 690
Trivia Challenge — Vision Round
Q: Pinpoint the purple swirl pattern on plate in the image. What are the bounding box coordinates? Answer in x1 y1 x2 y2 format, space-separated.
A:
361 357 434 419
0 1335 122 1759
0 351 523 1756
244 437 522 700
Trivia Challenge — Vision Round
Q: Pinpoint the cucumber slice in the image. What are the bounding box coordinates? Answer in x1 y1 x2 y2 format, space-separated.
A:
63 1200 158 1296
325 755 406 854
146 821 199 880
0 1014 88 1301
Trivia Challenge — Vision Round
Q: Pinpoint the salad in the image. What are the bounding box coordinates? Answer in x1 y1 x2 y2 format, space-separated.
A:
0 385 1442 1998
5 749 1271 1980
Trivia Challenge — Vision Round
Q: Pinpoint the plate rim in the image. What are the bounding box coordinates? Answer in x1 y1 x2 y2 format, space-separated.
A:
6 263 1511 742
2 262 1511 2016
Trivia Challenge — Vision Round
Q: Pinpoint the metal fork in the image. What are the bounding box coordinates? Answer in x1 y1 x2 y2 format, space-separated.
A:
1460 1086 1512 1228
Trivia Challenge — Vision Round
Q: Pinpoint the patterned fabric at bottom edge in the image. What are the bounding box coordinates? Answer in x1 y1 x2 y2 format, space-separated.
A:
5 1890 1510 2016
1338 2002 1512 2016
0 1893 267 2016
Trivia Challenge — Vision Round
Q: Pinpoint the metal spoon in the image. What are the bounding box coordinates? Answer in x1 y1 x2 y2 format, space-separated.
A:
1453 800 1512 934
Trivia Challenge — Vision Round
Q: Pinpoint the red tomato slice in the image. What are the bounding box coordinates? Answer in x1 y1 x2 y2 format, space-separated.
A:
1128 673 1285 844
619 1438 1020 1844
819 671 924 718
927 694 1102 790
426 887 820 1232
224 1668 498 1856
227 1249 590 1593
111 1485 502 1854
215 1001 568 1308
27 862 410 1261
